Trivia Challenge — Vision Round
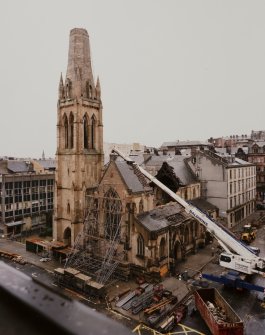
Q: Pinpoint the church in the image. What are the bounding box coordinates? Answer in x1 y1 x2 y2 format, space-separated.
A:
54 28 208 279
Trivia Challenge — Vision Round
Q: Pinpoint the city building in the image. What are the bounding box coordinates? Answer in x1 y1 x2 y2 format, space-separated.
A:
209 130 265 206
0 159 54 237
54 28 104 246
208 134 249 150
186 150 256 228
160 140 213 155
247 141 265 206
250 130 265 141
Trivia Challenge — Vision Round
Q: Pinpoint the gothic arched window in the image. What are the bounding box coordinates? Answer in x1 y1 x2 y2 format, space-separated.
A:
63 227 71 246
63 114 68 149
83 114 89 149
65 78 72 99
137 234 145 257
160 237 166 259
69 113 74 149
91 115 96 149
184 227 190 244
103 188 122 240
89 85 93 99
139 199 144 213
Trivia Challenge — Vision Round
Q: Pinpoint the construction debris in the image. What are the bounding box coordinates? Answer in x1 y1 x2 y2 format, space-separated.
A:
206 301 229 324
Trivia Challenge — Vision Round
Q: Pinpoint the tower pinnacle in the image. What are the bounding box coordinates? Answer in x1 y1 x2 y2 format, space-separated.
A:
66 28 95 99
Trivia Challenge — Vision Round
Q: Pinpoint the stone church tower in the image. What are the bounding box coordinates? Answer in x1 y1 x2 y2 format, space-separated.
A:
54 28 104 245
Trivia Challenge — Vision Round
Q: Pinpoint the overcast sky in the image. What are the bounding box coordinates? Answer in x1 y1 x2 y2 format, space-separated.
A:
1 1 265 158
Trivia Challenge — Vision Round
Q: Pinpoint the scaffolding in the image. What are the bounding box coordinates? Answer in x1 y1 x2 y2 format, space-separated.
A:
64 192 125 285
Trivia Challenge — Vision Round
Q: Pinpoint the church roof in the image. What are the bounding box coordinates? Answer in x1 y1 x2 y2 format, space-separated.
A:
136 202 189 232
115 160 152 194
144 155 197 185
189 198 218 213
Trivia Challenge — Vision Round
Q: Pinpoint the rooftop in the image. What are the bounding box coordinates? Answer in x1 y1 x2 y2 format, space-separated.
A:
137 202 189 232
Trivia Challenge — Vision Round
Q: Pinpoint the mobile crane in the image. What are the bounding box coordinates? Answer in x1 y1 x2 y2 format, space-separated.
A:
112 148 265 277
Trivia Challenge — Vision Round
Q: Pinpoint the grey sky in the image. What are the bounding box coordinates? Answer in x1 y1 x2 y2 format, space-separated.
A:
1 0 265 158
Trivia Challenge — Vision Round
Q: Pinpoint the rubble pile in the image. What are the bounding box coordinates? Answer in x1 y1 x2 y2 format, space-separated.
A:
206 301 229 324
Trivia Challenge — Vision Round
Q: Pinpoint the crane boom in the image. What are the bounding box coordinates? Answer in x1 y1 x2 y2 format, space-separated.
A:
112 148 265 276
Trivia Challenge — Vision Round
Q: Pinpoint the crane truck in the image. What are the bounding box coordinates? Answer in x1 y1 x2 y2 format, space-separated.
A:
112 148 265 277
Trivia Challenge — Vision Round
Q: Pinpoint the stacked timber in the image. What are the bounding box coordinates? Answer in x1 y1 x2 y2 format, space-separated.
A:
64 267 80 278
74 273 91 291
54 267 64 282
86 280 105 297
64 267 80 287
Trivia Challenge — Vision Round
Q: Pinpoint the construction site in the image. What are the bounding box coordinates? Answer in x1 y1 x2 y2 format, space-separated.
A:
51 191 199 332
49 188 245 334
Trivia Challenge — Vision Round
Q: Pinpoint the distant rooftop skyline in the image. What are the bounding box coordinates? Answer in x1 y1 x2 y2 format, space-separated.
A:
1 1 265 157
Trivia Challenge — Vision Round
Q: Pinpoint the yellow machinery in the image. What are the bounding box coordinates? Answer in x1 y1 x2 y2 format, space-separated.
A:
240 224 256 244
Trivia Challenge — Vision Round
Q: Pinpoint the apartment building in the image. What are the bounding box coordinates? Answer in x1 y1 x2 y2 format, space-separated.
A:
187 150 256 228
247 141 265 205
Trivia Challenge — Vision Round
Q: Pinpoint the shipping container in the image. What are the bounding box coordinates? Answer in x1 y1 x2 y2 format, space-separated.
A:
194 288 243 335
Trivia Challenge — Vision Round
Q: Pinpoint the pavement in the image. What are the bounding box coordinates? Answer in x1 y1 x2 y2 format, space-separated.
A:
0 237 61 272
0 235 217 312
2 212 263 280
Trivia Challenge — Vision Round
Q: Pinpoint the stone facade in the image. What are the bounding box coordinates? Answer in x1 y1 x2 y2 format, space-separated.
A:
187 150 256 228
247 141 265 205
54 28 104 245
86 154 206 278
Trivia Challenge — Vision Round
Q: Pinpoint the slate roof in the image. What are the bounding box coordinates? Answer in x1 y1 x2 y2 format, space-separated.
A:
233 158 252 165
7 161 31 173
144 155 197 185
189 198 218 213
161 140 212 148
252 141 265 147
195 150 252 167
37 159 56 170
136 202 189 232
115 160 152 193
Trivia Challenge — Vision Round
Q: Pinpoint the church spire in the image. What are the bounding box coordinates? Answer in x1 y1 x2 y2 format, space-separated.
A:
66 28 95 98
